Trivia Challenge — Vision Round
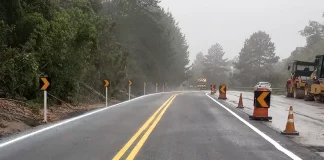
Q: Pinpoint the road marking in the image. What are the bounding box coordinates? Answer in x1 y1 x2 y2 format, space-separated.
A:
112 94 176 160
126 94 177 160
0 92 177 149
206 93 302 160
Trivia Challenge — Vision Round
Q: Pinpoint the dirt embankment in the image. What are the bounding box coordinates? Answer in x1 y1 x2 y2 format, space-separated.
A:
0 99 120 138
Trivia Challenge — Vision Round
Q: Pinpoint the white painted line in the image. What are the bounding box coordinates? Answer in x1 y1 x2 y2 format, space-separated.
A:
0 92 175 148
206 93 302 160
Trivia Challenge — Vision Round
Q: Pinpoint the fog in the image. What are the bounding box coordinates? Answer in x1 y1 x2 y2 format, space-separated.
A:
160 0 324 62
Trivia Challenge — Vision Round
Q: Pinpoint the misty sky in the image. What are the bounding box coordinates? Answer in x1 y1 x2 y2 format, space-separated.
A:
160 0 324 62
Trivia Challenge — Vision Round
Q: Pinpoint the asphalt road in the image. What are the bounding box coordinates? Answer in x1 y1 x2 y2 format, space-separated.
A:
0 91 322 160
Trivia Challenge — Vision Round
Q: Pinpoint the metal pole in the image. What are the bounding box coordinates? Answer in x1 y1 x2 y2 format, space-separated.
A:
163 84 165 92
156 86 157 93
129 85 131 100
106 87 108 107
44 90 47 123
144 85 146 95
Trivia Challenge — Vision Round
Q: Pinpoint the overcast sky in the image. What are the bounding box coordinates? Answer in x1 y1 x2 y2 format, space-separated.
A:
160 0 324 62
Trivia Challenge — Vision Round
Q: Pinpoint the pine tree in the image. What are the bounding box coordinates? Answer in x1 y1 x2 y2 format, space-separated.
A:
203 43 229 85
234 31 279 86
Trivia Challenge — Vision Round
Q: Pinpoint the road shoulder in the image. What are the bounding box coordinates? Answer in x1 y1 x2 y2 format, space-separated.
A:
208 93 324 160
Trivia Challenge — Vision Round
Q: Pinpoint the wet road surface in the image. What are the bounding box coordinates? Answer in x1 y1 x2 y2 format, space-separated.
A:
0 91 322 160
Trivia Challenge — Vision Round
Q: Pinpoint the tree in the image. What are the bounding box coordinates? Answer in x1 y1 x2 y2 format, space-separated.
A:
300 20 324 47
234 31 279 86
0 0 190 104
282 14 324 75
273 13 324 88
299 16 324 58
101 1 190 93
188 52 204 84
203 43 229 85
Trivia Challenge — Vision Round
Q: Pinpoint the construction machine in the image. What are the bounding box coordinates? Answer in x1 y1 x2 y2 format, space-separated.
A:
304 55 324 101
286 60 315 99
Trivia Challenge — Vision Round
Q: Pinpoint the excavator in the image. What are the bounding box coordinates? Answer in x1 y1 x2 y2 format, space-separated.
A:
304 55 324 102
286 60 314 99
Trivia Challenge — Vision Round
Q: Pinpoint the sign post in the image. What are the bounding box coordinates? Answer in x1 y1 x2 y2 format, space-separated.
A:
156 82 158 93
44 90 47 122
40 77 51 123
144 82 146 95
163 83 165 92
129 80 132 100
104 80 110 107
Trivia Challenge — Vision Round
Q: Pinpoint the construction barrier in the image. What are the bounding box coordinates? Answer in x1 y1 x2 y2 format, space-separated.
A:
249 87 272 121
211 84 216 95
218 84 227 99
281 106 299 135
237 93 244 108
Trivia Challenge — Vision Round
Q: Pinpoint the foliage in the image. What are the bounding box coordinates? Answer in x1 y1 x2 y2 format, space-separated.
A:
203 43 229 85
0 0 190 103
101 0 190 93
190 43 230 86
189 13 324 88
277 13 324 87
234 31 279 86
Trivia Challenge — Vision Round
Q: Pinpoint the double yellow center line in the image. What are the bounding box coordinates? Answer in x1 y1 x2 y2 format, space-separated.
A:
112 94 178 160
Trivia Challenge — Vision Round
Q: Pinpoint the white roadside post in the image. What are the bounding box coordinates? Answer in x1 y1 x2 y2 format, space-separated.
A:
156 82 158 93
106 86 108 107
129 85 131 100
163 83 165 92
44 90 47 122
40 77 50 123
144 82 146 95
104 80 110 107
128 80 132 100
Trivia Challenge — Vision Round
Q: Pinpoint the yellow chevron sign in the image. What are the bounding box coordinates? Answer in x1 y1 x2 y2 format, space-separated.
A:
219 85 226 93
255 91 271 108
104 80 110 87
40 77 51 91
129 80 132 86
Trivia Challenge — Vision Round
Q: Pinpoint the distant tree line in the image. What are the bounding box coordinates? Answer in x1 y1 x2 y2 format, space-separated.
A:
191 13 324 88
0 0 190 103
189 43 230 86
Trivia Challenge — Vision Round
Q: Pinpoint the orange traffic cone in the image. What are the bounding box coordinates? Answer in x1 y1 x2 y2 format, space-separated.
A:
237 93 244 108
281 106 299 135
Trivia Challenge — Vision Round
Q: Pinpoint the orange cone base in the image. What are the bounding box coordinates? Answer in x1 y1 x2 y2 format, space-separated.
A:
281 130 299 135
211 92 215 95
218 94 227 99
249 115 272 121
249 107 272 121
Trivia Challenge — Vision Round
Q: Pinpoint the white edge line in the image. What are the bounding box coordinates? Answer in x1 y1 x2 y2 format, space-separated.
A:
206 93 302 160
0 91 178 148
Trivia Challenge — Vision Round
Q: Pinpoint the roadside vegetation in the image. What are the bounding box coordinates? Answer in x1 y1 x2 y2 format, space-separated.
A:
0 0 190 104
0 0 190 136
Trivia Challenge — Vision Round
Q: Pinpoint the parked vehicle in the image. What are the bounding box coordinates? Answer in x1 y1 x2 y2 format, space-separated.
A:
254 82 272 91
